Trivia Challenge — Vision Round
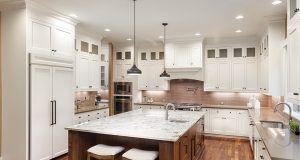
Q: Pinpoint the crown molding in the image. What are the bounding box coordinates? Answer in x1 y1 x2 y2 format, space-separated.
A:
0 0 25 11
26 0 80 26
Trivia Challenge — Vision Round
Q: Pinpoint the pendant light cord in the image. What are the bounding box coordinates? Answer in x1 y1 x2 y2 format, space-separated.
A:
133 0 136 65
163 23 168 71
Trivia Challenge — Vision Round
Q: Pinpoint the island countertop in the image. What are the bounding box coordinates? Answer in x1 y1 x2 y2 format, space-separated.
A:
66 109 205 142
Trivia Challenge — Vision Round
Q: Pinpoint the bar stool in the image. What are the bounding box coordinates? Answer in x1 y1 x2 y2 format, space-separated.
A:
122 148 158 160
87 144 125 160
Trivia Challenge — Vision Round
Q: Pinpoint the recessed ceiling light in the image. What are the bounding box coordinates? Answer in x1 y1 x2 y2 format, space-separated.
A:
235 15 244 19
126 38 132 41
235 30 242 33
159 36 164 39
104 28 111 32
195 33 201 36
272 0 282 5
69 14 78 18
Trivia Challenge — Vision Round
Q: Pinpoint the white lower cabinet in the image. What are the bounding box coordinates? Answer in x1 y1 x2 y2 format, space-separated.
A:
74 108 109 124
30 65 74 160
203 108 250 137
133 104 165 110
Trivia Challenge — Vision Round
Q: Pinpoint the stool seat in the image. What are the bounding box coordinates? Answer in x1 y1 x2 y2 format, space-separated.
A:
122 148 158 160
88 144 124 156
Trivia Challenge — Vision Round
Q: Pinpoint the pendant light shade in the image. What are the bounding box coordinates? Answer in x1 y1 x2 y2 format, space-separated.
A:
127 0 142 75
160 23 170 78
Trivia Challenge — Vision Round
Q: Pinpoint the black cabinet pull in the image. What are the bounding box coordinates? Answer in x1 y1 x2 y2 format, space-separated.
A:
50 100 54 125
293 93 299 96
53 100 57 125
294 8 299 13
260 155 264 159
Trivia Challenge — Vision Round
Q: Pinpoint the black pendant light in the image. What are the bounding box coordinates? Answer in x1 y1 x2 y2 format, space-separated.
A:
127 0 142 75
160 23 170 78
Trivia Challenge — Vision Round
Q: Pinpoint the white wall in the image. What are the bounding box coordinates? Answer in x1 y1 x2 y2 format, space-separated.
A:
1 8 28 160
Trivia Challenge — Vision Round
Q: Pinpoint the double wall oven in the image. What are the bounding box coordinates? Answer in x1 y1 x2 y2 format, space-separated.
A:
114 82 132 115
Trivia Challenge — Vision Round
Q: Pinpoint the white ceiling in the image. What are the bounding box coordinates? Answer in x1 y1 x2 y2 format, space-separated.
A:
32 0 287 43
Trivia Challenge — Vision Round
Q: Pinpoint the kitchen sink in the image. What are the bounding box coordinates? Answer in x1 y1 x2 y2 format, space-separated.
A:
169 119 189 123
260 121 288 129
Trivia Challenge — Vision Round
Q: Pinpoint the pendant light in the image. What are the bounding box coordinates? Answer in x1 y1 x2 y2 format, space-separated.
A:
160 23 170 78
127 0 142 75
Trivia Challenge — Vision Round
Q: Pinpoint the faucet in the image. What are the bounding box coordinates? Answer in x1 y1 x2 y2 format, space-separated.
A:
165 103 176 120
274 102 292 121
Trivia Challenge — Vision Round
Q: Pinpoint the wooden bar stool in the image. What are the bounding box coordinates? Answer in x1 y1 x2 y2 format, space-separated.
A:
122 148 158 160
87 144 125 160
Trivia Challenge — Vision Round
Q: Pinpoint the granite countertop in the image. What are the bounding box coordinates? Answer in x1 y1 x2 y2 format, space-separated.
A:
249 108 300 160
66 109 205 142
134 102 166 106
202 104 250 110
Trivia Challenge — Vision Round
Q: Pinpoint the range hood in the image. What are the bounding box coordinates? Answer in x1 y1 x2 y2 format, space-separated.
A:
166 69 204 81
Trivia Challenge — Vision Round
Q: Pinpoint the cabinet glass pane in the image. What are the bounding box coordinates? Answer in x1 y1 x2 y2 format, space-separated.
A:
246 47 256 57
233 48 243 57
91 44 98 55
116 52 122 60
219 49 228 58
141 52 147 60
207 49 216 58
151 52 156 60
125 52 131 60
159 52 164 60
290 0 297 19
101 54 105 61
101 66 105 86
81 41 89 53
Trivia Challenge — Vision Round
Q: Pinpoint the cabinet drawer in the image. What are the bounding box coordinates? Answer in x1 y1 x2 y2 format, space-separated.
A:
211 109 237 117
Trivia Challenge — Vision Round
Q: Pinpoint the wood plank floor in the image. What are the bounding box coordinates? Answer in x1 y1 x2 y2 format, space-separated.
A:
54 136 253 160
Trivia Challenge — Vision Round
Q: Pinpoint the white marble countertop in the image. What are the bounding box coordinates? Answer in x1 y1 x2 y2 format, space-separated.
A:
66 109 205 142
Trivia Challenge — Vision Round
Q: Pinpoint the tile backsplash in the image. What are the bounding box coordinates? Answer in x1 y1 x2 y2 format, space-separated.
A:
75 90 109 109
142 79 273 107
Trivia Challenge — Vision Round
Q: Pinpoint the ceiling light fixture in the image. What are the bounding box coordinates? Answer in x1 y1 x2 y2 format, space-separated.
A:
104 28 111 32
235 15 244 19
272 0 282 5
235 30 242 33
126 38 132 41
159 36 164 39
160 23 170 79
195 33 201 36
127 0 142 75
69 14 78 18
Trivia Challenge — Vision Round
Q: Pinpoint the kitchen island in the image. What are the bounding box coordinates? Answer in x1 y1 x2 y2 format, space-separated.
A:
66 109 205 160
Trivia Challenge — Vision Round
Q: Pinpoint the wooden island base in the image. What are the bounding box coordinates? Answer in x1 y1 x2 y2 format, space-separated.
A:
68 119 204 160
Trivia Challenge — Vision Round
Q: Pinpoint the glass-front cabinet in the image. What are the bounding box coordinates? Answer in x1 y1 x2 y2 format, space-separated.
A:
288 0 300 27
206 48 229 60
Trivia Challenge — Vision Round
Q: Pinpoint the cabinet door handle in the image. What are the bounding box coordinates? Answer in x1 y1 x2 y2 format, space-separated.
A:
294 8 299 13
293 93 299 96
260 155 264 159
50 100 54 125
53 100 57 125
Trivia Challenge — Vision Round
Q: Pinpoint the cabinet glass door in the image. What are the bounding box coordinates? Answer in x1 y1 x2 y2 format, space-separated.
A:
159 52 164 60
233 48 243 58
290 0 298 19
81 41 89 53
246 47 256 57
125 51 131 60
91 44 99 55
101 66 105 87
116 52 123 60
141 52 147 60
151 52 156 60
207 49 216 59
218 49 228 58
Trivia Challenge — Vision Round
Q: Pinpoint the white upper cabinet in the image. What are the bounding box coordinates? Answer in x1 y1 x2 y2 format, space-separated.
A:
232 47 257 60
165 40 203 70
287 24 300 101
204 61 231 91
75 35 102 91
231 60 245 91
258 21 285 95
245 60 258 91
232 59 257 92
288 0 300 28
28 18 75 58
206 48 230 60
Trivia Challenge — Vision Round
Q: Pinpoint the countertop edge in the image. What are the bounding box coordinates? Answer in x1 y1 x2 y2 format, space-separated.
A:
75 106 109 114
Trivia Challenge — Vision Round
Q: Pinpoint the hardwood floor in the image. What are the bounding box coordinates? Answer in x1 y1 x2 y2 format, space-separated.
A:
54 136 253 160
202 136 253 160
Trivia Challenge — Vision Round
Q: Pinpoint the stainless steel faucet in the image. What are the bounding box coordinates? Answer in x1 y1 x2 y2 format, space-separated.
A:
274 102 293 121
165 103 176 120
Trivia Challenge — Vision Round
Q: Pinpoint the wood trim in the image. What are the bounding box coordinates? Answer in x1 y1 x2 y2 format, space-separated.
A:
0 11 2 156
108 43 114 115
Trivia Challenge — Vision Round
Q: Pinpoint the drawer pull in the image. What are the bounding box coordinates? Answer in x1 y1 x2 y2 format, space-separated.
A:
293 93 299 96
